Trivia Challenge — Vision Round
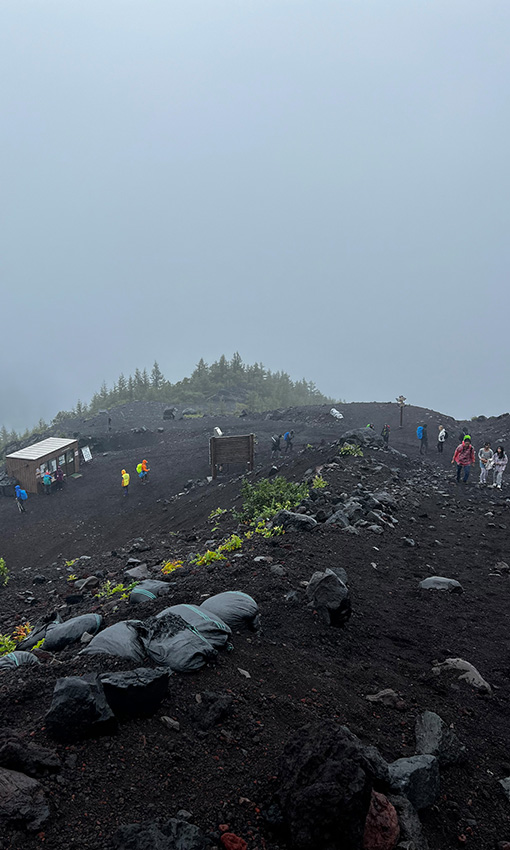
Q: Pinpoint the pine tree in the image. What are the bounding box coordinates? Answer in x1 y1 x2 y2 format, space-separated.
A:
151 361 164 392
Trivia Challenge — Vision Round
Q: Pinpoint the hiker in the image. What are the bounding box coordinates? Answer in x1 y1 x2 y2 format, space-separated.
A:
141 458 150 481
491 446 508 490
366 423 375 430
121 468 130 495
381 424 390 446
478 442 494 486
437 425 447 453
283 430 294 452
14 484 28 513
271 434 282 458
55 466 64 491
452 435 475 483
417 424 428 454
42 470 53 495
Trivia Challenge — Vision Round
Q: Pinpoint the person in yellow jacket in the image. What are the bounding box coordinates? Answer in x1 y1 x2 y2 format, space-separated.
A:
121 468 130 495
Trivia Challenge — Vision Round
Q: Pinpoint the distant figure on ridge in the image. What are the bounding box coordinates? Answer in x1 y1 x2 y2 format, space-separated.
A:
283 430 294 453
417 424 428 454
452 435 475 483
491 446 507 490
121 468 130 495
478 442 493 486
437 425 447 453
271 434 282 458
381 424 390 446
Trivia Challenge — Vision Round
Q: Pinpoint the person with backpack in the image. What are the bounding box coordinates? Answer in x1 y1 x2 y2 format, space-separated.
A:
491 446 508 489
283 430 294 453
136 459 150 482
121 468 130 495
381 424 390 446
437 425 448 453
14 484 28 513
452 435 476 483
478 442 494 486
417 424 428 454
271 434 282 458
42 470 53 495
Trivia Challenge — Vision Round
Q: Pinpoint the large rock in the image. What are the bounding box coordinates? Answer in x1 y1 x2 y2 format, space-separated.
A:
387 795 429 850
325 510 350 528
339 429 385 449
419 576 463 593
192 691 233 731
272 510 317 532
431 657 491 694
113 817 212 849
0 767 49 830
415 711 466 766
0 732 60 776
388 755 440 810
363 791 400 850
274 721 378 850
45 674 117 742
306 569 351 626
100 668 170 718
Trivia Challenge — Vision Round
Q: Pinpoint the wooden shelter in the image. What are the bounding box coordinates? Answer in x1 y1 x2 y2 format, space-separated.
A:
5 437 80 494
209 434 255 479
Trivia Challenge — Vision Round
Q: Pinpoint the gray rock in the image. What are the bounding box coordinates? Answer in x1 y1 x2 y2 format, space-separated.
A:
272 510 318 531
329 566 349 584
373 491 397 508
388 794 429 850
161 717 180 732
306 568 351 626
270 565 286 577
368 524 384 534
113 818 212 849
499 776 510 800
125 564 150 580
45 674 117 742
74 576 100 590
100 668 170 718
388 755 440 809
284 590 300 604
325 510 350 528
342 526 360 535
431 657 491 693
0 734 60 777
415 711 466 766
402 537 416 547
0 767 49 830
342 499 364 521
419 576 463 593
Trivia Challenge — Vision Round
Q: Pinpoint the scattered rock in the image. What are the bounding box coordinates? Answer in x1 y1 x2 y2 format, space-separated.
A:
402 538 416 547
306 568 351 626
0 733 60 777
125 564 150 580
100 668 170 717
366 689 406 710
431 658 491 694
272 510 318 532
270 565 286 577
419 577 463 593
363 790 400 850
220 834 248 850
45 674 117 742
74 575 100 590
161 717 180 732
192 692 233 731
387 795 429 850
113 817 212 849
415 711 466 765
0 766 49 830
325 510 350 528
388 755 440 810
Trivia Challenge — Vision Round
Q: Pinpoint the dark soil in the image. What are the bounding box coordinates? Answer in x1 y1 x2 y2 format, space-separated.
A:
1 401 510 849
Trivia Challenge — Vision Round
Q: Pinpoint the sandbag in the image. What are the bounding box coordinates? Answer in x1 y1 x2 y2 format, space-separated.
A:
159 604 232 648
17 612 62 650
43 614 103 652
0 652 40 672
141 613 217 672
200 591 260 631
129 580 171 604
79 621 146 662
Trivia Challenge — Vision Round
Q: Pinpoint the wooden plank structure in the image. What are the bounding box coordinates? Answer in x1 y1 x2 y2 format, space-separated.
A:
210 434 255 480
5 437 80 494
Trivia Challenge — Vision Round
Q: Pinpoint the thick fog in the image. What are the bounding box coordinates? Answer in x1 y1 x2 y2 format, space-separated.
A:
1 0 508 430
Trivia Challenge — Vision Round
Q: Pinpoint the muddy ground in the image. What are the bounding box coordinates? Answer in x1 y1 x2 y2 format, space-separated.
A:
1 402 510 849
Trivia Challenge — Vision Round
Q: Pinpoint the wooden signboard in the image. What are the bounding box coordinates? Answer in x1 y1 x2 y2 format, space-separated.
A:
210 434 255 479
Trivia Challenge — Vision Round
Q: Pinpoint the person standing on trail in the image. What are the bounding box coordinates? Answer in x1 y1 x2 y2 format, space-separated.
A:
417 424 428 454
452 435 476 483
491 446 508 490
55 466 64 491
43 470 53 495
140 458 150 482
478 442 494 486
437 425 447 453
121 468 130 495
15 484 27 512
271 434 282 458
283 430 294 453
381 424 390 446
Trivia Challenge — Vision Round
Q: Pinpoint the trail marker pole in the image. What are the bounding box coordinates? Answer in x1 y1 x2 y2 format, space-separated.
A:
396 395 406 428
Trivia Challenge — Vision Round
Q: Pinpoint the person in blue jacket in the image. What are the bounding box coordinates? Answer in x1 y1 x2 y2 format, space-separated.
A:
283 430 294 453
15 484 28 512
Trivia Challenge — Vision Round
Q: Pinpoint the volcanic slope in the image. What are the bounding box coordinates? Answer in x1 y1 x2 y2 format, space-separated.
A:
0 403 510 849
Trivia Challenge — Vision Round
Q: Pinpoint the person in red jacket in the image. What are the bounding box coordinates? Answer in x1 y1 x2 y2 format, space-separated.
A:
451 435 476 483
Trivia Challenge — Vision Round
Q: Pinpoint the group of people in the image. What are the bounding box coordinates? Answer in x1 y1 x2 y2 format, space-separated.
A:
452 436 507 488
42 466 65 494
271 431 294 457
121 459 150 495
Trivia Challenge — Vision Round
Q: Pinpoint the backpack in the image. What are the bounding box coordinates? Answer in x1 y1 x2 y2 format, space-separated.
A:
20 490 28 501
284 432 290 442
136 463 143 474
443 430 449 440
416 426 423 440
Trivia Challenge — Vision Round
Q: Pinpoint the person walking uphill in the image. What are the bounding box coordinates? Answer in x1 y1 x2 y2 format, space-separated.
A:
478 442 494 486
121 468 130 496
381 424 390 446
14 484 28 513
491 446 508 489
417 424 428 454
283 430 294 453
452 435 476 483
437 425 447 453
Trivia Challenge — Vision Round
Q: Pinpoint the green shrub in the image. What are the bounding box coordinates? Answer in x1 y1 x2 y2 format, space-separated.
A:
240 476 308 521
312 474 328 489
0 634 16 656
0 558 8 586
217 534 243 553
192 550 227 566
339 443 363 457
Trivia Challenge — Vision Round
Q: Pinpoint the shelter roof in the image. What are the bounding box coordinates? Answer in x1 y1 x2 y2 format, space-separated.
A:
6 437 77 461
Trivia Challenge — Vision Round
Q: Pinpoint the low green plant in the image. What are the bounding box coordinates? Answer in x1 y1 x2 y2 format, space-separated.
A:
32 638 46 651
0 558 8 586
65 559 77 567
95 580 138 599
67 574 77 582
217 534 243 553
192 550 227 566
161 559 183 575
0 634 16 656
208 507 228 520
240 476 308 522
12 622 31 642
254 521 285 538
312 474 328 489
339 443 363 457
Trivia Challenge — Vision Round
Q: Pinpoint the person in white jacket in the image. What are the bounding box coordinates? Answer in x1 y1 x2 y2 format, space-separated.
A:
478 442 494 485
491 446 508 489
437 425 447 454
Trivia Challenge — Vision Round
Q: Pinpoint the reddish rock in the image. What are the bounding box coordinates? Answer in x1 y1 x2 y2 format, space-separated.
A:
363 791 400 850
221 833 248 850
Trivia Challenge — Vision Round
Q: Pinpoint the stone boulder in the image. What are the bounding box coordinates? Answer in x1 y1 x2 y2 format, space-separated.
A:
419 577 463 593
45 674 117 742
387 795 429 850
388 755 440 810
0 767 49 830
274 721 379 850
306 569 351 627
338 429 385 450
0 732 60 776
100 668 170 718
325 510 350 528
113 817 213 849
271 511 317 532
431 657 491 694
415 711 466 766
363 791 400 850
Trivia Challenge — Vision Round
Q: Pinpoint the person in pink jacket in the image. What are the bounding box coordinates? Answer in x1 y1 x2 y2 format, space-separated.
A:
451 435 476 483
491 446 507 490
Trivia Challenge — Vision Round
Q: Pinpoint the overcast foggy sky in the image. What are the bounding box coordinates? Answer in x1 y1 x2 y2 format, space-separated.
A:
1 0 509 431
